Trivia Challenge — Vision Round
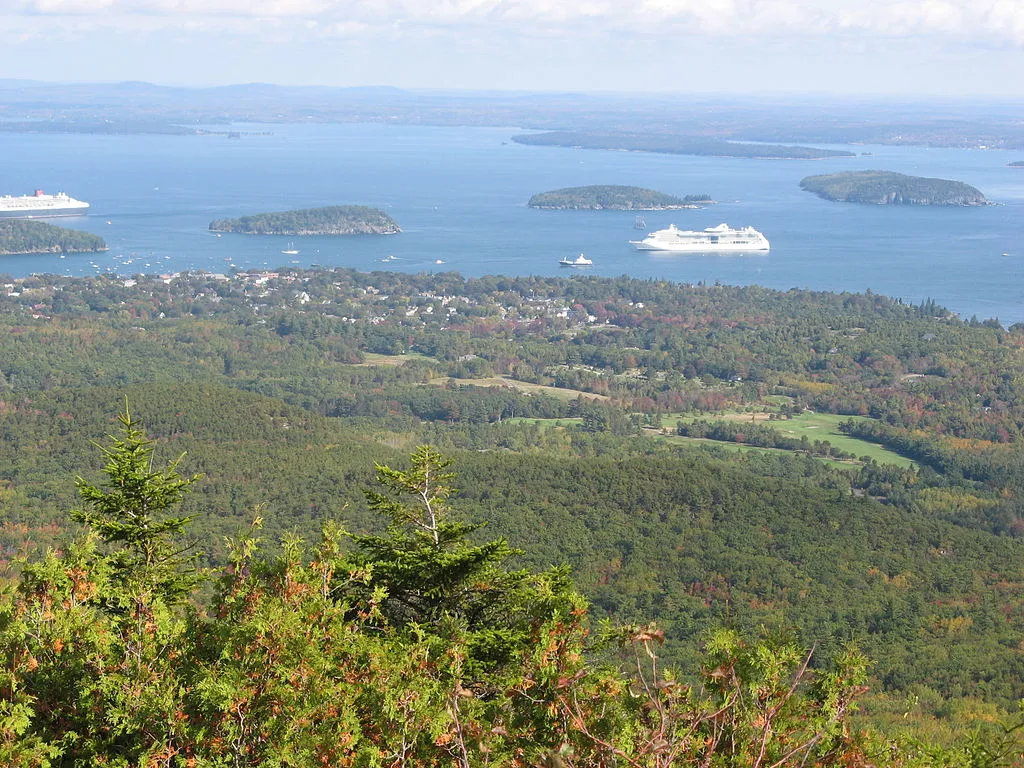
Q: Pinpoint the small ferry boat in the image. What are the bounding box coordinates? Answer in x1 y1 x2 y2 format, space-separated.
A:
559 253 593 267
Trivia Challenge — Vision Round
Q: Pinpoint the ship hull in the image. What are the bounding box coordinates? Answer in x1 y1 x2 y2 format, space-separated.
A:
631 241 769 252
0 208 89 218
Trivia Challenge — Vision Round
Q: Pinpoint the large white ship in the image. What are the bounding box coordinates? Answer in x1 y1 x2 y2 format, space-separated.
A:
0 190 90 217
630 223 769 252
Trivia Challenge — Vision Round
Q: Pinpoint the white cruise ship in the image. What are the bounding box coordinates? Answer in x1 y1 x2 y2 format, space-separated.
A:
0 190 90 217
630 223 769 252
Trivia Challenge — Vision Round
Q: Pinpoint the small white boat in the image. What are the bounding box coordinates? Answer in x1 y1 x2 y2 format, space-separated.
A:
559 253 593 267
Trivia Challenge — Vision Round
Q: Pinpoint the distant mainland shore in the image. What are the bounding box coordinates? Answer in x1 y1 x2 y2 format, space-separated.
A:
0 219 107 255
528 185 712 210
800 171 987 206
210 206 400 236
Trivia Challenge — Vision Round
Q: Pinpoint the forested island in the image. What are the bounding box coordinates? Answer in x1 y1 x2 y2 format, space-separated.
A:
209 205 400 235
528 184 711 210
513 131 856 159
6 268 1024 760
800 170 988 206
0 218 106 255
1009 160 1024 167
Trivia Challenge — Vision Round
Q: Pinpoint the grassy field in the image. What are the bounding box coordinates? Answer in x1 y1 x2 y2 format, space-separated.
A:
646 430 859 468
348 354 911 467
506 417 583 429
665 411 914 468
355 352 435 367
433 377 609 402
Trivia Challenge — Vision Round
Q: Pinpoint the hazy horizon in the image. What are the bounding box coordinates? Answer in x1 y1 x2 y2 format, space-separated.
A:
3 1 1024 98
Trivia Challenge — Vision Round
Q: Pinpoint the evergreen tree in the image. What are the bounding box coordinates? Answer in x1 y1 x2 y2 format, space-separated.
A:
71 402 202 610
349 445 576 677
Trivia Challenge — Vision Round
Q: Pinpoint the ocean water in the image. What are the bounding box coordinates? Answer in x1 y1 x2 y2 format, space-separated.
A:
2 123 1023 323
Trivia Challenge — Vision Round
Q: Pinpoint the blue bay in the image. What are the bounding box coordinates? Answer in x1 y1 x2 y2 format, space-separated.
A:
2 123 1023 322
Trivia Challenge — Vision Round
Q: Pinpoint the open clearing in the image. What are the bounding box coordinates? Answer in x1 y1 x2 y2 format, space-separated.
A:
354 352 434 367
648 430 859 468
349 355 911 467
433 377 609 402
666 411 914 468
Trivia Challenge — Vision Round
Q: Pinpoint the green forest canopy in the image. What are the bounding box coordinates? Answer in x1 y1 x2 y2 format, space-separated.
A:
209 205 400 235
0 218 106 254
527 185 711 209
800 170 987 206
3 416 1021 766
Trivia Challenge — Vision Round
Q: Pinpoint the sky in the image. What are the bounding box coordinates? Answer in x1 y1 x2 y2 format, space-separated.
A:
2 0 1024 96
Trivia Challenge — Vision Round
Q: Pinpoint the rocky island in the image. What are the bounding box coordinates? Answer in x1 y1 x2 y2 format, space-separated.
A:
800 171 987 206
210 206 400 235
513 131 855 159
528 185 711 210
0 219 107 255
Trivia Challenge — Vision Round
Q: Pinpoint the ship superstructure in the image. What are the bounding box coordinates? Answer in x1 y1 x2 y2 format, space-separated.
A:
630 223 769 252
0 190 90 217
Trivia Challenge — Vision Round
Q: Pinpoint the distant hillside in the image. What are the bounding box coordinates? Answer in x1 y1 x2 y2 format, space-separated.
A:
513 131 856 159
210 206 400 235
0 219 106 255
528 185 711 210
800 170 987 206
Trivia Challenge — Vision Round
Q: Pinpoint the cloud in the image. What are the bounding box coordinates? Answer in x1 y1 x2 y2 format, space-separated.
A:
4 0 1024 46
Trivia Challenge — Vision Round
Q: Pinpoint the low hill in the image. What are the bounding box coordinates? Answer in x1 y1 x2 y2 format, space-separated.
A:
210 205 400 235
0 219 106 255
528 185 711 210
513 131 856 159
800 170 987 206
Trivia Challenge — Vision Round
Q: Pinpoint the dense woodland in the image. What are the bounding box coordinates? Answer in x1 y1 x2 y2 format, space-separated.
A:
0 220 106 255
799 171 987 206
4 267 1024 760
209 206 400 236
0 425 946 766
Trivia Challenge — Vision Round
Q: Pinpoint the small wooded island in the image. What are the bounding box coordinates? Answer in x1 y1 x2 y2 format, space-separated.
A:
0 219 107 255
209 206 400 236
528 185 711 210
800 170 987 206
1009 161 1024 168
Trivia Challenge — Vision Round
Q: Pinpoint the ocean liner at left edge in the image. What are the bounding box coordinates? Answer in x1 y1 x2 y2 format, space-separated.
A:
0 189 90 217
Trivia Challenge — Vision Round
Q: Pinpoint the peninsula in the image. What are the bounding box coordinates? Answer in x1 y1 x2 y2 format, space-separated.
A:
512 131 855 160
209 206 400 236
800 170 987 206
528 185 711 210
0 219 107 255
